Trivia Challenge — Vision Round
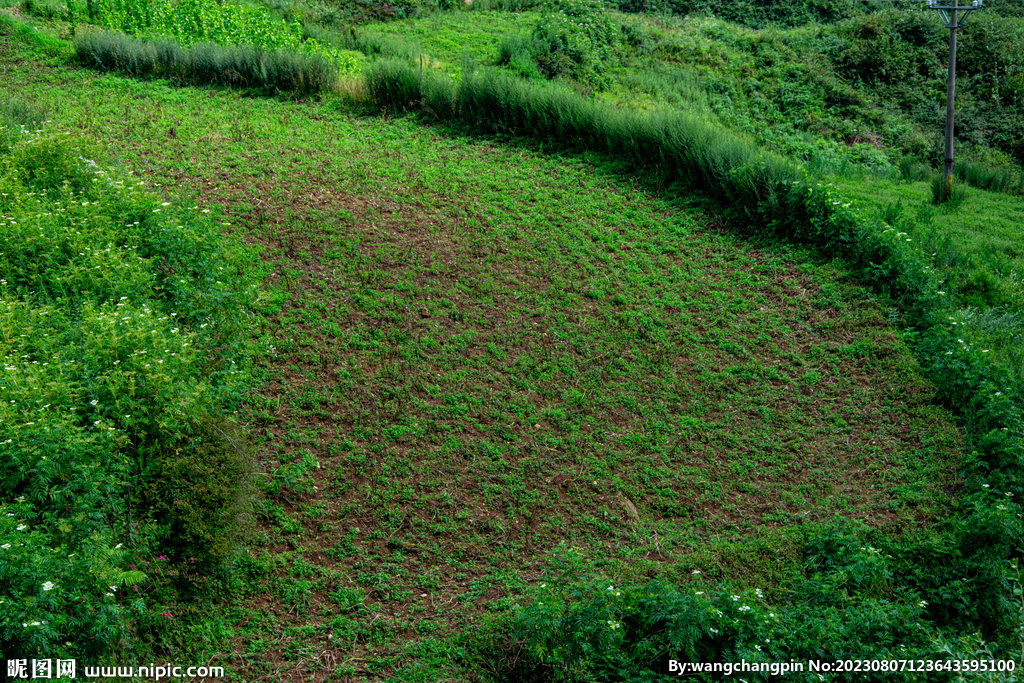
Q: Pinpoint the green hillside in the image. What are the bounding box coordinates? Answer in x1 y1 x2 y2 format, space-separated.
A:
1 0 1023 680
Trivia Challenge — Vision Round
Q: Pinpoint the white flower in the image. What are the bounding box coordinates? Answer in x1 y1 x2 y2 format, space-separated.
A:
692 570 701 575
17 525 26 531
539 583 546 588
42 581 55 591
731 595 740 601
90 399 98 406
919 600 928 608
1 544 10 549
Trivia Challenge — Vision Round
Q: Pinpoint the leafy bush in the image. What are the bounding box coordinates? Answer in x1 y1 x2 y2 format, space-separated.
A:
530 0 617 88
516 541 939 682
0 112 257 661
617 0 870 29
21 0 65 20
834 10 945 87
492 0 619 88
143 418 254 567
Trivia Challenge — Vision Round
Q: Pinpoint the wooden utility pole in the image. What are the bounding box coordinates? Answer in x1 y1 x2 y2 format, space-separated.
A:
870 0 983 193
944 0 957 194
928 0 982 193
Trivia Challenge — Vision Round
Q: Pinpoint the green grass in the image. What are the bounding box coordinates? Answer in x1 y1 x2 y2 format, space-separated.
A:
356 10 539 69
0 18 973 678
831 175 1024 268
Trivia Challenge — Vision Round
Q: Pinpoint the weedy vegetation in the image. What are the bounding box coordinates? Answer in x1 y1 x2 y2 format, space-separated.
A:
2 0 1024 679
0 89 258 660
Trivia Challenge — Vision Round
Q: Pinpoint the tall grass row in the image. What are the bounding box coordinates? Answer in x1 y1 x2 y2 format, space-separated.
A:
954 158 1023 196
72 0 362 74
74 30 338 95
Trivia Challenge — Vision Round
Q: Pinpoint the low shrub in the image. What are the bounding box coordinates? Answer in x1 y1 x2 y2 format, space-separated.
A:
21 0 65 20
492 0 619 88
530 0 617 88
515 540 939 682
930 172 968 206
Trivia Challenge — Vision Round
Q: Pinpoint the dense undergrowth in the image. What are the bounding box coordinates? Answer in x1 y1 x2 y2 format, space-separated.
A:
0 96 258 660
343 2 1024 190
